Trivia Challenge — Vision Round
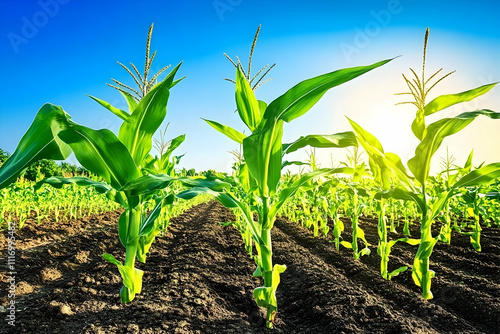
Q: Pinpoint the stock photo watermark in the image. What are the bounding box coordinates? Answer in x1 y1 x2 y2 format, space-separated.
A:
340 0 412 63
6 221 17 327
7 0 71 54
213 0 243 21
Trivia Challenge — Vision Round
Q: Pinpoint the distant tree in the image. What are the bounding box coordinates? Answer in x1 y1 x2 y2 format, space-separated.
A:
23 159 62 181
0 148 10 166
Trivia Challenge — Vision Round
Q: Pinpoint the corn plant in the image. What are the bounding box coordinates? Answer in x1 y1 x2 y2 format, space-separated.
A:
347 118 420 279
0 25 225 303
349 28 500 298
180 58 392 328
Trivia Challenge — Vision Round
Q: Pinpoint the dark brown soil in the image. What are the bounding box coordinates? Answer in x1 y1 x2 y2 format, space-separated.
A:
1 201 499 333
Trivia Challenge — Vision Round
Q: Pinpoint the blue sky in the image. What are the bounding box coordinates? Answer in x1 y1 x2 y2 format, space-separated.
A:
1 0 500 173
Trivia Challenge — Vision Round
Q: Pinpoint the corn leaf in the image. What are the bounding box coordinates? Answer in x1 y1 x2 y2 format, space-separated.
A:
452 162 500 189
159 134 185 169
58 123 139 189
119 90 138 112
120 174 230 196
424 83 498 116
87 95 130 121
243 120 283 196
0 104 72 189
139 194 175 237
348 118 413 189
235 68 262 131
203 119 246 144
263 58 394 124
283 132 358 155
268 168 352 223
408 109 500 184
34 176 110 193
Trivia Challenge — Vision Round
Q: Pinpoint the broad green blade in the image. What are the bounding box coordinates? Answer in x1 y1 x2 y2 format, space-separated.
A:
139 194 175 236
203 119 246 144
235 67 262 131
424 82 498 116
283 132 358 155
202 118 246 144
58 123 139 190
376 187 426 214
120 173 230 196
408 109 500 184
87 95 130 121
281 161 310 168
348 117 413 190
264 58 393 124
0 104 72 189
34 176 110 193
102 253 143 302
485 191 500 200
159 134 185 169
453 162 500 189
411 110 426 141
119 90 138 113
243 120 284 196
119 63 181 165
237 163 258 193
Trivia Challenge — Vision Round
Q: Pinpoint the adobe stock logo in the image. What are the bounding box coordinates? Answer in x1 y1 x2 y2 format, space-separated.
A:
7 0 71 54
213 0 243 21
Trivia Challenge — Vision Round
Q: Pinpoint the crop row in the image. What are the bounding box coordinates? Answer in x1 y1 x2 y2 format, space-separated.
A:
0 25 498 328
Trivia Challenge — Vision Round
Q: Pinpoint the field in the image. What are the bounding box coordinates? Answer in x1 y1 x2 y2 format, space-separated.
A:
1 200 499 334
1 24 500 333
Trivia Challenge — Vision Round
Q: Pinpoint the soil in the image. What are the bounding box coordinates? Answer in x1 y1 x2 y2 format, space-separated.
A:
1 201 499 334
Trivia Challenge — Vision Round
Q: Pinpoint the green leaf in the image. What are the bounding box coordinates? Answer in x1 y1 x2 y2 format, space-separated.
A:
348 117 413 190
118 63 181 165
281 161 310 169
376 187 426 214
424 82 498 116
340 241 353 249
388 266 408 279
283 132 358 155
120 174 229 196
34 176 110 193
485 191 500 200
118 211 128 247
119 90 138 113
58 123 139 190
263 58 393 124
159 134 185 169
411 110 426 141
408 109 500 184
235 67 262 131
139 194 175 236
102 253 143 302
452 162 500 189
243 120 284 196
203 119 246 144
0 104 72 189
87 95 130 121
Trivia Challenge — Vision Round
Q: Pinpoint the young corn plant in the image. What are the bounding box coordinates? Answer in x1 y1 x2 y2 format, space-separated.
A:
349 28 500 298
0 25 223 303
180 58 393 328
347 118 420 279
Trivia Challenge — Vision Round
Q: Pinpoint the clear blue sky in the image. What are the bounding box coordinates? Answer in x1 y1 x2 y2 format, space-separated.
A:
1 0 500 173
